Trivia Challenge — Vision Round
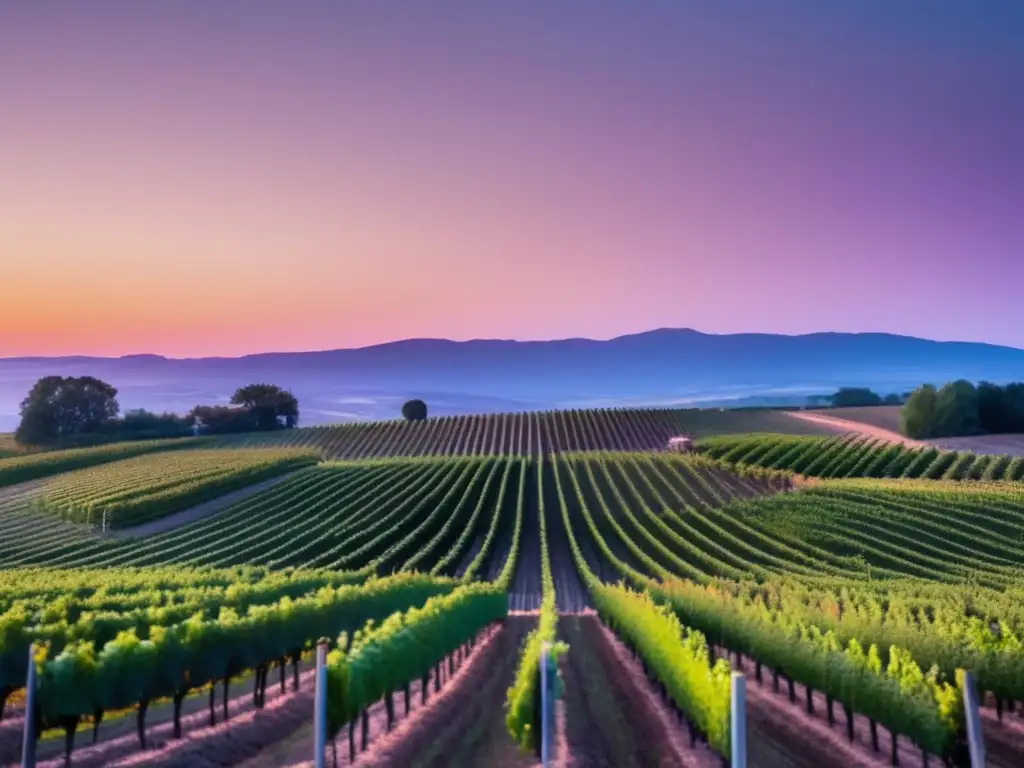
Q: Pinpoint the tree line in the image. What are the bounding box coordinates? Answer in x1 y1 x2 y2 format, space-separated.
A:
824 387 909 408
901 380 1024 439
14 376 299 448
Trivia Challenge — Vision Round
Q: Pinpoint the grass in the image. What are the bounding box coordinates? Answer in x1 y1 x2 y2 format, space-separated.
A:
0 434 25 459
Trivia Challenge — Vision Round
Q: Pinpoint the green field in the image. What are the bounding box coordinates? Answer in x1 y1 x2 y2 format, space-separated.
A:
29 448 318 529
212 406 832 458
0 437 202 487
700 432 1024 481
1 405 1022 767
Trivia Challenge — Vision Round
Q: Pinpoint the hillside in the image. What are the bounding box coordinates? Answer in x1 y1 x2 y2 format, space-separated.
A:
4 328 1024 428
3 406 1024 767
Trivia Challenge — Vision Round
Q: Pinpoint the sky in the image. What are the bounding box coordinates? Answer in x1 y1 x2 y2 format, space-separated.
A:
1 1 1022 358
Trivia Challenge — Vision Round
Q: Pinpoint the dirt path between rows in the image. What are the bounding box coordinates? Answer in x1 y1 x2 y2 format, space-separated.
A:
783 412 927 448
352 617 537 768
103 672 316 768
1 658 316 766
23 664 317 768
724 648 1021 768
105 473 296 538
561 613 720 768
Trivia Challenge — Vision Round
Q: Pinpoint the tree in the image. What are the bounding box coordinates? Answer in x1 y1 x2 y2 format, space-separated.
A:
828 388 882 408
976 381 1008 434
402 399 428 421
230 384 299 430
900 384 938 439
1003 383 1024 433
119 409 192 439
933 379 980 437
882 393 904 406
15 376 119 446
188 405 254 435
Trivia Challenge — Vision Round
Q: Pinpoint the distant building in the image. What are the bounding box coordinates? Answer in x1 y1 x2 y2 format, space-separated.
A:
666 436 694 453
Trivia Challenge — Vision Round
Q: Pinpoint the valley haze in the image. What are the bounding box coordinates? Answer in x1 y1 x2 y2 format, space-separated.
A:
2 327 1024 432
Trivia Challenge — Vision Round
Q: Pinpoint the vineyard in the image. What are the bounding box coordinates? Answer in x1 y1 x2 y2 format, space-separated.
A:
1 407 1023 767
28 449 318 530
0 438 201 488
701 432 1024 482
212 406 830 458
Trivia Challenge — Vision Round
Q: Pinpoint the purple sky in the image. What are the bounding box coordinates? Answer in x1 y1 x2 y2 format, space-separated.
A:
1 1 1022 356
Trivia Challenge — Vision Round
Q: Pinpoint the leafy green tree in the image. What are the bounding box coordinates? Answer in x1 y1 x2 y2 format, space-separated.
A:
15 376 119 446
1004 383 1024 432
882 393 904 406
900 384 938 439
934 379 980 437
828 388 882 408
119 409 192 439
188 405 252 435
230 384 299 430
976 382 1008 434
401 399 428 421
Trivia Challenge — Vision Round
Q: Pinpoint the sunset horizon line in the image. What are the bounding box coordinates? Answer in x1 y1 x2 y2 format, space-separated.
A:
4 326 1022 363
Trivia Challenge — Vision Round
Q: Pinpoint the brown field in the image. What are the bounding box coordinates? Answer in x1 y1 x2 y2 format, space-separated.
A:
782 410 925 447
928 433 1024 456
0 434 23 458
788 407 1024 456
819 406 904 432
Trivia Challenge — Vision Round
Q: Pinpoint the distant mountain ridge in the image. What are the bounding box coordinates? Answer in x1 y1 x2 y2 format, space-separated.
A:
2 329 1023 430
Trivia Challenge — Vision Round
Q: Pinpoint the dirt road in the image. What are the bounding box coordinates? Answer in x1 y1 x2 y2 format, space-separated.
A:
783 412 927 448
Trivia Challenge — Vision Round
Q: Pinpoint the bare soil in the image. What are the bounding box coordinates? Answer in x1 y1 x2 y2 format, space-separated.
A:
510 463 542 612
560 613 720 768
723 648 1023 768
543 462 589 613
928 433 1024 456
787 409 1024 457
980 701 1024 767
783 411 927 448
21 664 317 768
0 655 314 765
100 672 316 768
350 617 536 768
813 407 905 433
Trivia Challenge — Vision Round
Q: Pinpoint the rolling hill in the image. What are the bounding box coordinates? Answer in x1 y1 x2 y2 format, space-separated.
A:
3 328 1024 429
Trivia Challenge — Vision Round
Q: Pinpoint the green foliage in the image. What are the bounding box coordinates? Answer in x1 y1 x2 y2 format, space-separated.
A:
0 438 200 489
901 385 938 439
229 383 300 430
701 433 1002 484
654 579 963 758
902 379 1024 439
27 572 454 720
30 448 318 529
549 454 737 759
16 376 120 447
934 380 980 436
592 583 732 755
401 399 428 421
505 458 566 753
327 583 506 734
458 459 521 583
505 598 563 752
828 387 883 408
210 406 833 458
